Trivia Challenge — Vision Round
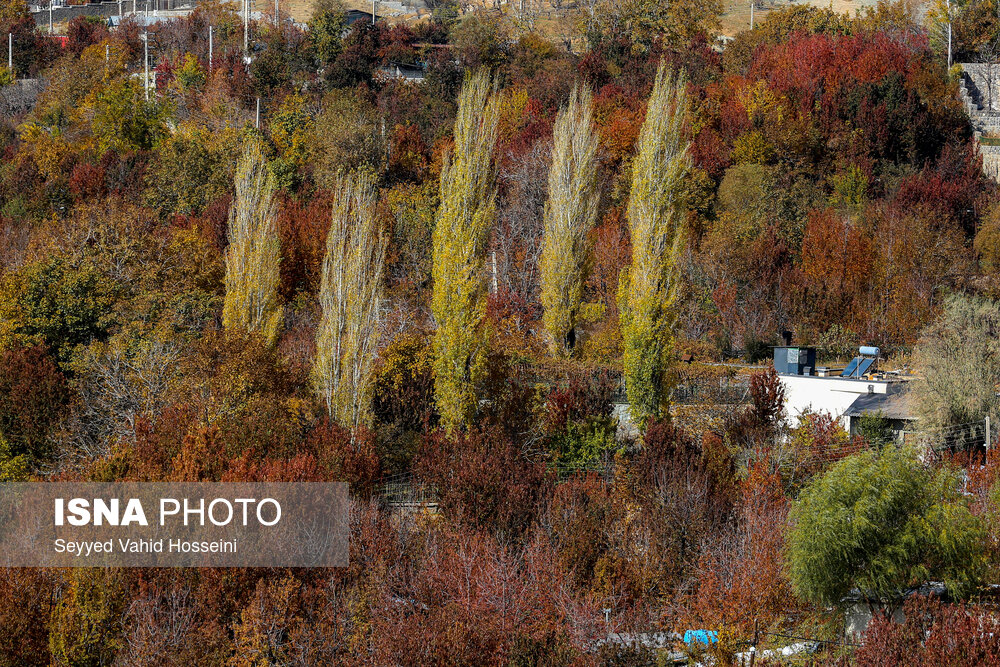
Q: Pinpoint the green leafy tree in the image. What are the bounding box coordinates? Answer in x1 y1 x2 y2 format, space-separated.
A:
174 53 207 92
312 173 387 430
222 138 283 346
587 0 722 51
431 70 501 431
89 78 171 154
0 435 29 481
48 569 129 666
143 128 236 219
0 257 116 362
540 83 600 359
619 66 691 426
787 447 989 607
855 410 893 449
308 0 347 65
309 90 386 184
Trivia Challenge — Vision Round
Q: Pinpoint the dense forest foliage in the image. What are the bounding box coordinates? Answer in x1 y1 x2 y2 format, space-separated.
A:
2 0 1000 663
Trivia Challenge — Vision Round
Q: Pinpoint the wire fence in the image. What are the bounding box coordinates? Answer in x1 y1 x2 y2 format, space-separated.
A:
377 460 620 506
377 473 438 507
904 419 992 456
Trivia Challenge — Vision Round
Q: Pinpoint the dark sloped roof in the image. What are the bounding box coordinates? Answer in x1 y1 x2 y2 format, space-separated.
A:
844 387 916 421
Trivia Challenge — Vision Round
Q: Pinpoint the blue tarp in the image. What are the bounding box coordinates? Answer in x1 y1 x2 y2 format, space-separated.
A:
684 629 718 645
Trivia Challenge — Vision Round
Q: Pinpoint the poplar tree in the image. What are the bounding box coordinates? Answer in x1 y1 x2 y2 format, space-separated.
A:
222 138 283 346
619 66 691 426
431 70 501 432
312 173 386 430
540 83 600 359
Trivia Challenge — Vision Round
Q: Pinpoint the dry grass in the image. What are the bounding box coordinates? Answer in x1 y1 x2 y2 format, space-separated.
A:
281 0 909 42
720 0 918 36
281 0 419 22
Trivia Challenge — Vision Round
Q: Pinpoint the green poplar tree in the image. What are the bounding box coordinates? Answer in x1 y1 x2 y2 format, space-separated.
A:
312 173 386 430
540 83 600 359
431 70 501 432
619 66 691 426
222 137 283 346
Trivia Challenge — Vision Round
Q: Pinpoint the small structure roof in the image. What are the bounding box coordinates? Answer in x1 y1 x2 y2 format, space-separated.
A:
843 387 916 421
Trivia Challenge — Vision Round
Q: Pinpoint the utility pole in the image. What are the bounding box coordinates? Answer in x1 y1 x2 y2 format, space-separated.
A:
372 0 376 24
255 97 260 128
987 415 991 451
49 2 53 35
118 0 122 21
947 0 953 68
244 0 249 54
750 0 754 29
491 251 497 292
208 25 213 72
274 0 279 27
143 31 149 101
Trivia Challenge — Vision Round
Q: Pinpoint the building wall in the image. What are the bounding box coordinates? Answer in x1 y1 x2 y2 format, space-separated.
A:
779 375 892 428
32 0 192 26
844 601 906 638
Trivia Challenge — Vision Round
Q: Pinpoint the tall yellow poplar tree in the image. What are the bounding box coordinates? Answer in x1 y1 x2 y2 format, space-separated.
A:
619 66 691 426
312 173 386 431
540 83 600 358
432 70 501 431
222 138 283 346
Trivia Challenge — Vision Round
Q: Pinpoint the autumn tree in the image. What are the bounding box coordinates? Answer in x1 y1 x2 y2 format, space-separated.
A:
619 66 692 426
0 256 117 363
691 462 795 633
312 172 387 431
912 294 1000 435
431 70 501 431
416 427 552 538
853 595 1000 665
0 344 69 463
586 0 722 51
222 137 283 346
540 84 600 358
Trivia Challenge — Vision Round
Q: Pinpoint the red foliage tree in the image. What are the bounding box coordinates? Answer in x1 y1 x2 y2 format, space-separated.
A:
415 427 553 538
66 16 110 57
277 191 332 299
304 419 382 497
851 596 1000 666
372 525 598 665
689 462 796 633
0 344 71 460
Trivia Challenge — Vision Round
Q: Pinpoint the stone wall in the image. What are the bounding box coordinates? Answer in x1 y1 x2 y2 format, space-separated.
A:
0 78 44 117
958 63 1000 182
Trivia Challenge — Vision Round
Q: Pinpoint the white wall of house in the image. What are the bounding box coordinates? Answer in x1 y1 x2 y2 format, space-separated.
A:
778 375 894 428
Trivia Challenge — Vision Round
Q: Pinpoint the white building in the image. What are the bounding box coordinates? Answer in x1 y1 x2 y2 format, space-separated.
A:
774 346 916 437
